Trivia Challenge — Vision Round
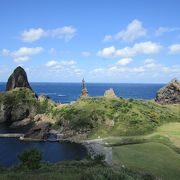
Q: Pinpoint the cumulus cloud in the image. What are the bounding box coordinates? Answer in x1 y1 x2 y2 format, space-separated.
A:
168 44 180 54
1 47 43 63
21 26 77 42
81 51 91 57
103 19 146 42
91 59 180 78
97 41 162 58
97 46 116 58
143 58 155 64
46 60 76 67
45 60 83 77
117 58 132 66
155 27 180 36
21 28 45 42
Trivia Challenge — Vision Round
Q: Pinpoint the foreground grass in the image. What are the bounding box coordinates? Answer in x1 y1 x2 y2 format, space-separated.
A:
0 160 156 180
155 122 180 148
113 142 180 180
105 123 180 180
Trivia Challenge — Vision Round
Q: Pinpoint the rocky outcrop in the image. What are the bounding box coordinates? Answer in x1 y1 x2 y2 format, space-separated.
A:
0 88 37 124
0 67 37 124
155 78 180 104
34 114 54 123
104 88 117 99
6 66 32 91
0 104 6 123
25 121 51 140
10 117 32 128
81 79 88 97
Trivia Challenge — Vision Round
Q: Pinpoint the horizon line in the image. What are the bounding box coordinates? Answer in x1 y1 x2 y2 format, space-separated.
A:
0 81 166 84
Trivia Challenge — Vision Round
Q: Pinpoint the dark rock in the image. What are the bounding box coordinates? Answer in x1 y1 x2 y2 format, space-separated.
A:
6 66 32 91
10 117 32 128
155 78 180 104
25 122 51 140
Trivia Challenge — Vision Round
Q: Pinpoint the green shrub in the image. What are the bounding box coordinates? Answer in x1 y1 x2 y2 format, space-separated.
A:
18 148 42 169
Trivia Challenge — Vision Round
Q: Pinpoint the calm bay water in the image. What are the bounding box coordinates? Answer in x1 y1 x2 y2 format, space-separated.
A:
0 82 164 166
0 123 86 167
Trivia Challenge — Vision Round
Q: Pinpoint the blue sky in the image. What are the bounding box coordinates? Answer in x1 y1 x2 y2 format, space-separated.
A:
0 0 180 83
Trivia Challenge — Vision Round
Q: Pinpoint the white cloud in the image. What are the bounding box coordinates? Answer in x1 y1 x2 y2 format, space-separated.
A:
133 41 162 54
115 47 136 57
116 19 146 42
50 26 76 42
103 19 146 42
91 60 180 78
155 27 180 36
81 51 91 57
1 47 43 63
21 26 77 42
97 41 162 58
117 58 132 66
143 58 155 64
168 44 180 54
46 60 83 77
21 28 45 42
97 46 116 58
46 60 58 67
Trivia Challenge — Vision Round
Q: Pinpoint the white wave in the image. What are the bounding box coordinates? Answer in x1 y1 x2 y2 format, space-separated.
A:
58 94 66 97
40 93 57 95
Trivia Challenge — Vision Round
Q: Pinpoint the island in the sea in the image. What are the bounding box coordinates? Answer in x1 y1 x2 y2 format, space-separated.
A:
0 66 180 180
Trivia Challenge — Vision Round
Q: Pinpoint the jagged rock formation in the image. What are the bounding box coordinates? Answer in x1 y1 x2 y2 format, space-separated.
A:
81 78 88 97
155 78 180 104
6 66 32 91
104 88 117 99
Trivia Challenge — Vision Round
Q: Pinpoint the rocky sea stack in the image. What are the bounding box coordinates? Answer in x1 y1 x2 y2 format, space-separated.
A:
6 66 32 91
155 78 180 104
104 88 117 99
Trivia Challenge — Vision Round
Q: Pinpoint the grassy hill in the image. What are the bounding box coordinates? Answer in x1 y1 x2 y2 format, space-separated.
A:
49 97 180 138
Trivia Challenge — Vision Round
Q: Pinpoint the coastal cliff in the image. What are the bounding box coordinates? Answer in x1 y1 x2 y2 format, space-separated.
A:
155 78 180 104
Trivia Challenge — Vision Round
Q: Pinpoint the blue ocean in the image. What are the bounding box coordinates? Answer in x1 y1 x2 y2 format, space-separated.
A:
0 82 164 103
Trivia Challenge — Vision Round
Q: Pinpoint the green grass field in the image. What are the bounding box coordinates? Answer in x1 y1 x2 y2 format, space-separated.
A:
109 122 180 180
113 142 180 180
155 122 180 148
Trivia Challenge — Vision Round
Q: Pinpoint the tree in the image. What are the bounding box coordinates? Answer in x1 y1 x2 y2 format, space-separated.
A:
18 148 42 169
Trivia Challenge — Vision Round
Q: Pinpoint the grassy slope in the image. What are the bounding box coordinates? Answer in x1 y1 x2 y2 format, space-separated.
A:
155 122 180 148
113 142 180 180
50 97 180 138
106 122 180 180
